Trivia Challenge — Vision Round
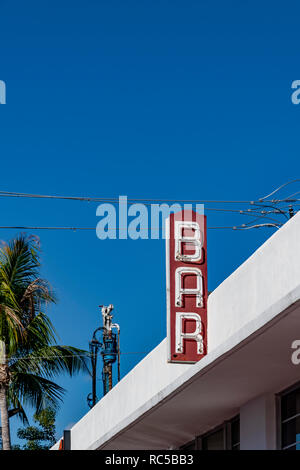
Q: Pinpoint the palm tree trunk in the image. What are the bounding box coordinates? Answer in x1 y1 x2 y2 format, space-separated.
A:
0 340 11 450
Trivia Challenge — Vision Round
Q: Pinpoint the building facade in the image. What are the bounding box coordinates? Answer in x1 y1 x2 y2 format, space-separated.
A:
52 212 300 450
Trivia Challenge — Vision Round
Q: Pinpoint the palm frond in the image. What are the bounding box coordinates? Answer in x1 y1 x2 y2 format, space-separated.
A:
0 304 23 347
0 234 89 429
0 235 40 287
12 345 90 379
20 312 58 351
21 278 56 309
7 396 29 425
9 372 65 414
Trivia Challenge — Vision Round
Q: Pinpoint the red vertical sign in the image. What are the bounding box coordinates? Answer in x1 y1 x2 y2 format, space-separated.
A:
166 210 207 363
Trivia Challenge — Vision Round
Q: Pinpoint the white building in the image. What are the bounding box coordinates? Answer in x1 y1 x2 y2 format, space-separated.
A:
52 212 300 450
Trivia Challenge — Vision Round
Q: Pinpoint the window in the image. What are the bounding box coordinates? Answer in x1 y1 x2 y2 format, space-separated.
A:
230 416 240 450
202 427 224 450
179 415 240 450
280 385 300 450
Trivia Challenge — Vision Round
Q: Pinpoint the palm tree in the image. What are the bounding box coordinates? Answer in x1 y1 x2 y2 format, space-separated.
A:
0 235 89 450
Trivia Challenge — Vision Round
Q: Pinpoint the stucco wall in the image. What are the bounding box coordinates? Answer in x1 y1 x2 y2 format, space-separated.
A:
67 339 192 449
240 394 277 450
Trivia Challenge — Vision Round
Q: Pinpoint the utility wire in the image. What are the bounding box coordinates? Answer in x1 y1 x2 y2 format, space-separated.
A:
0 190 294 205
0 225 225 231
8 351 150 361
233 223 281 230
249 202 290 220
1 193 282 216
259 179 300 202
0 183 298 232
281 190 300 201
0 224 284 231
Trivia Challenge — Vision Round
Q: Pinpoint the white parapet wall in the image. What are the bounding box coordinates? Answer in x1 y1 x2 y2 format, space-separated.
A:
51 212 300 450
61 340 193 450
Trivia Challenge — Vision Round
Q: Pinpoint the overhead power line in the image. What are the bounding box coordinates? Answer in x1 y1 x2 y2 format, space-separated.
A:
0 181 298 232
258 179 300 202
9 351 150 361
0 190 297 205
0 224 281 231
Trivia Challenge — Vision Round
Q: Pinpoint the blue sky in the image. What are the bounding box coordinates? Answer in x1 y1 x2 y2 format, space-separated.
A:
0 0 300 445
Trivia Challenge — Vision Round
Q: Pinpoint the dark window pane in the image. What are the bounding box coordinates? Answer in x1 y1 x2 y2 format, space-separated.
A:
232 444 240 450
281 389 300 421
202 429 224 450
231 418 240 449
282 417 300 449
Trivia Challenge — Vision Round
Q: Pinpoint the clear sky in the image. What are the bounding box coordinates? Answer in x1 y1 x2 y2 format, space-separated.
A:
0 0 300 445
